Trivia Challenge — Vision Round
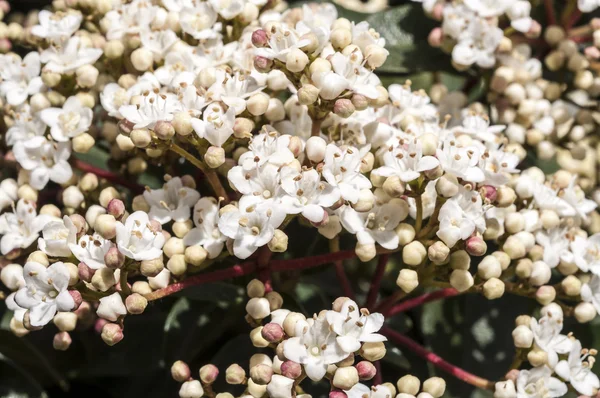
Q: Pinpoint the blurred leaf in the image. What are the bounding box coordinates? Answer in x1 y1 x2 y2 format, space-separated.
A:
174 282 242 304
0 357 48 398
0 330 69 391
75 146 110 169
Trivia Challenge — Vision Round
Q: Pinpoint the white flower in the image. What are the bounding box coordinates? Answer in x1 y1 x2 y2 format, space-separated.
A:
6 292 27 323
451 18 503 68
115 211 166 261
206 71 263 115
31 10 82 40
280 167 340 223
388 83 436 119
179 3 221 40
283 316 348 381
340 202 405 250
0 199 55 255
40 96 93 142
507 1 533 33
13 136 73 190
436 137 485 183
6 106 46 146
144 177 201 224
69 234 114 270
530 312 573 368
0 52 43 106
191 105 235 147
579 0 600 12
38 216 77 257
555 339 600 396
322 144 372 204
0 178 18 211
326 299 386 353
581 275 600 314
454 113 505 144
154 50 204 88
532 183 576 218
238 131 295 170
562 179 597 221
535 228 571 268
100 83 132 118
97 292 127 322
218 196 285 259
40 36 103 74
345 383 393 398
375 138 439 182
183 198 227 259
119 91 181 129
312 52 381 100
255 25 310 61
141 29 178 59
208 0 244 19
463 0 515 17
352 21 387 54
480 147 520 187
228 163 286 210
570 234 600 274
437 188 486 248
515 366 567 398
266 375 295 398
14 261 75 327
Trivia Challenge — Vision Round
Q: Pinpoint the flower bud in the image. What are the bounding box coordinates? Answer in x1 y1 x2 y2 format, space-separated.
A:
483 278 505 300
355 242 377 262
333 366 359 390
251 29 269 47
503 236 526 260
298 84 320 105
101 247 123 269
575 302 596 323
76 64 99 88
179 380 204 398
261 322 284 343
1 263 24 290
246 297 271 320
62 186 84 209
333 98 355 118
266 291 284 311
465 236 487 257
397 374 420 395
268 229 288 252
306 136 327 163
382 176 405 197
250 364 273 385
396 223 415 246
91 268 116 292
53 311 77 332
72 133 95 153
359 342 386 361
140 257 164 277
171 360 191 382
53 331 72 351
449 269 474 292
397 269 419 293
529 261 551 286
428 241 449 265
286 48 309 73
449 250 470 270
512 325 533 348
353 361 375 381
247 92 270 116
131 47 153 71
283 312 306 336
205 146 225 169
247 279 266 298
101 323 124 346
535 285 556 305
420 378 444 398
185 246 208 267
477 255 502 280
99 187 120 208
496 187 516 207
280 360 302 379
126 293 148 314
225 364 246 384
200 364 219 384
561 275 581 296
131 128 152 148
78 262 96 282
105 40 124 59
365 44 388 68
254 56 273 73
403 241 427 266
527 348 548 367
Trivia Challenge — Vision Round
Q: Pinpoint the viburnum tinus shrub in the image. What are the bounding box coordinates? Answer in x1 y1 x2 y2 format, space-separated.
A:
1 0 600 396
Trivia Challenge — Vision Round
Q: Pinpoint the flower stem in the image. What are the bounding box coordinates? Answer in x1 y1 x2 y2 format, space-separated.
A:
385 288 460 316
310 117 324 137
72 159 144 193
414 194 423 234
169 143 229 202
329 237 356 300
382 327 494 390
366 254 389 309
544 0 556 25
119 269 131 296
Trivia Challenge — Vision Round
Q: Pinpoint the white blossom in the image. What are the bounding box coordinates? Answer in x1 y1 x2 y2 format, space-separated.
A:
326 299 386 353
183 198 227 259
40 96 93 142
13 136 73 190
555 339 600 396
40 36 103 74
0 199 56 255
115 211 166 261
322 144 372 204
38 216 77 257
31 10 82 40
515 366 567 398
0 52 43 106
69 234 114 270
143 177 201 224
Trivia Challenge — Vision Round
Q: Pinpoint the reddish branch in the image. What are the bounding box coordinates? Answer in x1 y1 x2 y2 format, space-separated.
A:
386 288 460 317
544 0 556 25
366 254 389 309
382 327 494 390
73 159 144 193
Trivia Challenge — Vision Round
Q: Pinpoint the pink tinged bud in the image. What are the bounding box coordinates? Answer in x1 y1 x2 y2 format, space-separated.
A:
95 318 109 334
69 290 83 310
432 3 444 20
592 17 600 30
0 1 10 13
78 262 96 282
505 369 520 382
525 21 541 39
199 364 219 384
280 361 302 379
251 29 269 47
254 56 273 73
0 38 11 53
356 361 376 380
261 322 284 343
310 210 329 228
465 236 487 257
481 185 497 202
333 98 355 118
101 323 124 346
428 28 443 48
104 247 125 269
585 46 600 60
171 360 192 382
69 214 88 237
149 219 162 233
53 331 72 351
107 199 125 219
329 389 348 398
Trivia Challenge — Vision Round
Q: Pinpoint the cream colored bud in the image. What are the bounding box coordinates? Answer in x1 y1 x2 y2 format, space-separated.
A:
42 71 62 88
204 146 225 169
268 229 288 253
125 293 148 314
535 285 556 305
477 255 502 280
306 136 327 163
163 237 184 258
448 250 470 270
449 269 474 292
355 242 377 262
30 93 50 113
265 98 285 122
246 297 271 320
166 254 187 276
396 223 416 246
422 377 446 398
132 195 150 213
333 366 359 390
91 268 117 292
515 258 532 279
116 134 135 151
140 257 164 277
528 348 548 367
247 279 266 298
179 380 204 398
53 312 78 332
99 188 120 209
503 236 526 260
171 361 191 383
226 364 246 385
575 302 596 323
529 261 551 286
62 186 84 209
435 174 459 198
266 291 283 311
483 278 505 300
95 214 117 239
397 375 420 395
544 25 565 46
246 92 270 116
561 275 581 296
286 48 309 73
359 342 386 361
365 44 388 68
17 184 38 202
331 28 352 50
76 65 99 88
172 220 193 238
105 39 124 59
185 245 208 267
27 251 49 266
545 50 565 71
492 251 511 271
130 128 152 148
397 269 419 293
172 111 193 136
428 241 449 265
297 84 320 105
131 47 153 71
250 327 270 348
283 312 306 337
383 176 405 198
402 241 427 266
512 325 533 348
132 281 152 295
309 57 331 76
505 83 526 105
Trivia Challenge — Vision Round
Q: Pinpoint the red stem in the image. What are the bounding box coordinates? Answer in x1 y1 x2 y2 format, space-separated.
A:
73 159 144 193
373 361 382 385
565 8 582 31
544 0 556 25
366 254 389 310
382 327 494 390
334 260 356 300
386 288 460 317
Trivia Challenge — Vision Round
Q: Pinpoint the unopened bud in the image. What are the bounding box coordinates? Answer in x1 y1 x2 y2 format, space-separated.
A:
246 297 271 320
104 246 125 269
483 278 505 300
397 375 420 395
333 366 359 390
251 29 269 47
359 342 386 361
465 236 487 257
200 364 219 384
403 241 427 266
396 269 419 293
179 380 204 398
171 360 191 382
250 364 273 385
205 146 226 168
261 322 284 343
423 377 446 398
449 269 474 292
575 302 597 323
306 136 327 163
268 229 288 252
535 285 556 305
125 293 148 314
512 325 533 348
101 323 124 346
356 361 376 380
333 98 355 118
281 360 302 379
53 331 72 351
298 84 320 105
225 364 246 385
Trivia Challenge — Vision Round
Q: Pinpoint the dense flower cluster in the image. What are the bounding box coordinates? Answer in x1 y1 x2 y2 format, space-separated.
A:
1 0 600 396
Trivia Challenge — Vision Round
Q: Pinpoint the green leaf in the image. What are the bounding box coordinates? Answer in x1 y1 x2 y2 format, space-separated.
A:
174 282 242 305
